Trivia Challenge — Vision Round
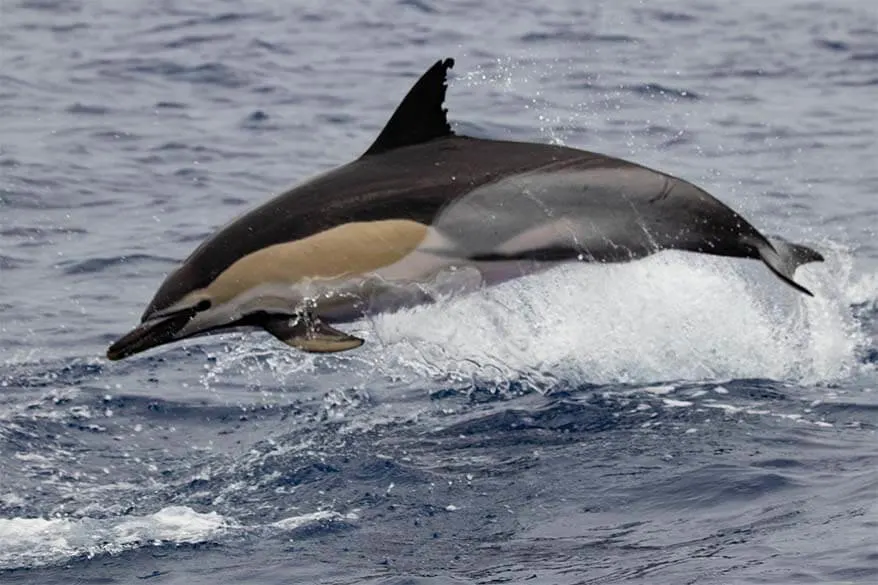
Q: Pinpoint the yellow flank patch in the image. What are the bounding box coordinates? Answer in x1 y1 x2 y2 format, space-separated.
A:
207 219 430 303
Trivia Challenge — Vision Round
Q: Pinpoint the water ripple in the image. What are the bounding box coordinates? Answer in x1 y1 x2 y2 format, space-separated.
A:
162 34 234 50
622 82 701 101
142 11 273 34
0 226 87 238
520 31 639 44
58 254 179 275
65 103 111 115
815 39 851 52
645 9 698 23
0 255 27 270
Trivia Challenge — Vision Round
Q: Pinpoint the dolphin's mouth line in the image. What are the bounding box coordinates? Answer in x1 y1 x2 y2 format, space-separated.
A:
106 308 197 361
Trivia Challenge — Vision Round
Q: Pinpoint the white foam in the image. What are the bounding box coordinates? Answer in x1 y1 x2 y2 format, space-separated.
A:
0 506 230 570
0 506 356 570
361 246 866 387
112 506 230 545
271 510 358 530
847 270 878 307
663 398 693 408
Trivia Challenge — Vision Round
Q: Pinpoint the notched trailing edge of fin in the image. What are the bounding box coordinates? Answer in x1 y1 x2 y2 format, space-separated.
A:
362 58 455 156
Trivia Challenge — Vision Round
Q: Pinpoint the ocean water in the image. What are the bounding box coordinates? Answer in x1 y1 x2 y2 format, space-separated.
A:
1 0 877 583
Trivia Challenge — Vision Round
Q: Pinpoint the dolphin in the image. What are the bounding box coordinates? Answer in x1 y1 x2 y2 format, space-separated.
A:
106 58 823 361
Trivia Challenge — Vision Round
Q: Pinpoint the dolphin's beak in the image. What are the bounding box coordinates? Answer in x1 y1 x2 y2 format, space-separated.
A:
106 309 196 361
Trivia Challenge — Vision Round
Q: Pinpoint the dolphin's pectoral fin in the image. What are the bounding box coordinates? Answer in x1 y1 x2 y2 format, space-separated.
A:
262 314 364 353
755 237 824 297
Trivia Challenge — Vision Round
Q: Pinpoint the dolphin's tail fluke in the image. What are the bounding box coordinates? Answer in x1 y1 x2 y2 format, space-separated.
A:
755 237 824 296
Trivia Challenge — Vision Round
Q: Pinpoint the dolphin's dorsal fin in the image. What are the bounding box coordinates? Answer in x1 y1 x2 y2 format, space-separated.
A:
362 58 455 156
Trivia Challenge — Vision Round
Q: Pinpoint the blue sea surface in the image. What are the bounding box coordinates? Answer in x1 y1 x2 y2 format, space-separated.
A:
1 0 877 583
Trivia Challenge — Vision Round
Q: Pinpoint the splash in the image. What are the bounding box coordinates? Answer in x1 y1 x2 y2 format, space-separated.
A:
357 244 866 388
199 245 870 394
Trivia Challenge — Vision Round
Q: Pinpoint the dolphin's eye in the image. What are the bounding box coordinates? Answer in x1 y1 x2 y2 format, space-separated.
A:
195 299 212 312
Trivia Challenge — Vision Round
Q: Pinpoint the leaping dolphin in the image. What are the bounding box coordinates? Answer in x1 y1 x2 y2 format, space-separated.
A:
107 58 823 361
